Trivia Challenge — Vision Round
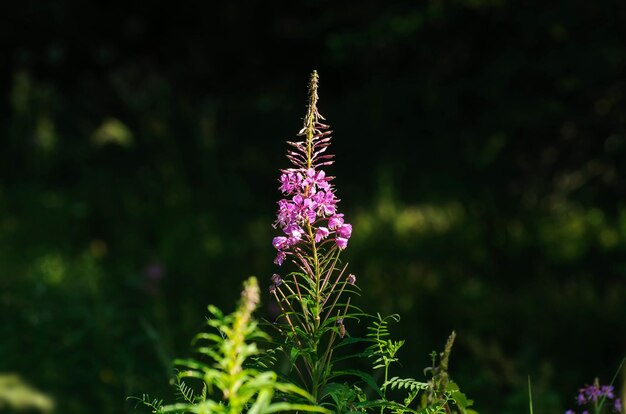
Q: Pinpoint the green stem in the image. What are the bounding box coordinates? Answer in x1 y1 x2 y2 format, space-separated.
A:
304 71 322 332
302 70 325 401
381 363 390 414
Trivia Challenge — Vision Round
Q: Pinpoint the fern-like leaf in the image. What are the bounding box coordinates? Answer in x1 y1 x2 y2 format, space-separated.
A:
384 377 430 392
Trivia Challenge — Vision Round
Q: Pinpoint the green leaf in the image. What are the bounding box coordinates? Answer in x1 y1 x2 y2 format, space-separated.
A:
322 382 351 407
328 369 383 398
247 388 273 414
192 332 223 344
447 381 473 409
263 403 332 413
289 346 300 366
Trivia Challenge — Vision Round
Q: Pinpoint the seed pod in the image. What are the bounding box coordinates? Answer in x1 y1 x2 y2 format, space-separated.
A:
337 317 346 338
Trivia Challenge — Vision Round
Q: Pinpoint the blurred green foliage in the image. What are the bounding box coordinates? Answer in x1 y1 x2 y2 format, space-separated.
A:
0 375 54 413
1 1 625 413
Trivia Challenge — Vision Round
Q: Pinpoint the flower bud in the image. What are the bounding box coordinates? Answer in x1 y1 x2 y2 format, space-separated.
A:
271 273 283 286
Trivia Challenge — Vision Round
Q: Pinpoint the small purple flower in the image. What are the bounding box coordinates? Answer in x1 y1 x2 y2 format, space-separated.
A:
283 223 304 239
580 383 604 403
274 251 286 266
273 236 289 250
279 173 294 194
304 168 330 192
275 200 297 228
601 385 615 399
577 393 586 405
315 226 330 243
614 398 621 413
336 237 348 250
336 223 352 239
565 410 575 414
313 190 336 216
292 194 304 207
328 214 344 230
291 194 317 224
347 274 356 285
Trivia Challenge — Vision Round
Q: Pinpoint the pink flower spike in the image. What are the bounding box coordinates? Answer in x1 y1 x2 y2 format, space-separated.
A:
271 73 352 267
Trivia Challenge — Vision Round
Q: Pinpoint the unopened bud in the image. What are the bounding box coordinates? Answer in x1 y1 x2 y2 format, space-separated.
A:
271 273 283 286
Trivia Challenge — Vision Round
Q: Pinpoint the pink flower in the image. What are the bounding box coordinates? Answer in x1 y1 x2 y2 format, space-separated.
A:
279 171 303 194
328 214 344 230
336 224 352 239
274 251 286 266
275 200 296 228
336 237 348 249
315 227 330 243
272 236 289 250
283 224 304 239
313 191 336 216
304 168 331 192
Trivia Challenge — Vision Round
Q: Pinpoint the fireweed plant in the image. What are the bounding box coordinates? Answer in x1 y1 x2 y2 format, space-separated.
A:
268 70 358 400
135 72 479 413
266 72 478 414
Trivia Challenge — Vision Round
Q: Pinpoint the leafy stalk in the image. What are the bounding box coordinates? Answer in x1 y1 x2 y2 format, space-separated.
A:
133 277 329 414
270 71 357 403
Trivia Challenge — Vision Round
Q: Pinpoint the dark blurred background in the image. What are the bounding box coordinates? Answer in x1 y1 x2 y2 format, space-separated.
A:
1 1 625 413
